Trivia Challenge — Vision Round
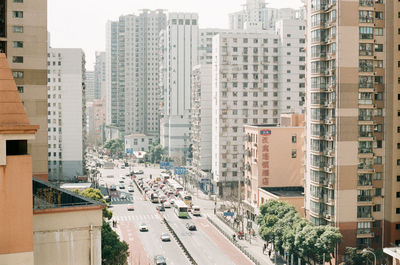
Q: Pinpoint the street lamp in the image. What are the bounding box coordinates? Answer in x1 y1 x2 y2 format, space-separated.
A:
362 248 376 265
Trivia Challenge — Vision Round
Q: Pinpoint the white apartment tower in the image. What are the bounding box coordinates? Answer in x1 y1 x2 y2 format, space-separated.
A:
85 71 95 102
47 48 85 181
212 21 305 197
160 13 199 160
94 51 106 100
106 10 166 138
229 0 299 30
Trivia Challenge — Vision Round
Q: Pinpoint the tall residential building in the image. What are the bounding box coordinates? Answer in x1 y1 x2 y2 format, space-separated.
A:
160 13 199 160
191 65 213 181
85 71 94 102
211 21 305 197
47 48 85 182
305 0 400 258
105 20 124 131
0 0 48 180
106 10 166 139
199 29 227 65
94 51 106 100
229 0 298 30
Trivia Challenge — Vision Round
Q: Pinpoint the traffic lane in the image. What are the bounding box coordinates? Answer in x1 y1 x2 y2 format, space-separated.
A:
166 213 235 265
131 202 190 265
194 218 253 265
118 221 150 265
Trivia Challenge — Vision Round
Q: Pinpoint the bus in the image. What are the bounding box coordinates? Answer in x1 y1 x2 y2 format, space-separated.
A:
179 192 192 206
167 179 184 194
174 200 189 218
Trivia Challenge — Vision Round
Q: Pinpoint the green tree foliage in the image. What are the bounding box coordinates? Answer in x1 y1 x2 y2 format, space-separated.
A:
145 140 166 164
73 188 112 220
101 221 129 265
344 247 385 265
76 188 129 265
104 139 124 156
257 200 342 263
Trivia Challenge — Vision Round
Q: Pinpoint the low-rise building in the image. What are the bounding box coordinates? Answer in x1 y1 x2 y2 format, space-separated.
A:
125 134 156 154
243 114 305 219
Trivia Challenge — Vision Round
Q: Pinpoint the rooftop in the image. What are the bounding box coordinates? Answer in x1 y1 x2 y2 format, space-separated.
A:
60 183 93 190
33 178 103 210
260 186 304 197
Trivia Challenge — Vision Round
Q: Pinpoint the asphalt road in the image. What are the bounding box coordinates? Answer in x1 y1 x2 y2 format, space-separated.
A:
97 161 252 265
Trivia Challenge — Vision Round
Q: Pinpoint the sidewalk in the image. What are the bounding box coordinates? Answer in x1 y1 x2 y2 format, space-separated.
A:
207 213 287 265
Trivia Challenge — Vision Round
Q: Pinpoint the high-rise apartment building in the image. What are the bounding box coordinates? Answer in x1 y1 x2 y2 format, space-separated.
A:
47 48 85 182
106 10 166 140
0 0 48 180
94 51 106 100
229 0 298 30
85 71 94 102
191 64 212 174
160 13 199 160
211 20 305 197
199 29 227 65
105 20 124 131
305 0 400 258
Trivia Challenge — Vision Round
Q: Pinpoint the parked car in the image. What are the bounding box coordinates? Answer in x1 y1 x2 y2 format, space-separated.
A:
128 186 134 192
160 232 171 242
119 184 125 189
156 205 165 212
127 204 134 211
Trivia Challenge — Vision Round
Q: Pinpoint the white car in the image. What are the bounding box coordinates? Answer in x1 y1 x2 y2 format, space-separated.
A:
164 201 172 208
120 193 127 200
139 223 148 232
160 232 171 241
128 186 134 192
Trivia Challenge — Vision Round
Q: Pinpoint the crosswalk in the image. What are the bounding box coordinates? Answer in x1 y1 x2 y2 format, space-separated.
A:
111 196 146 203
114 213 162 222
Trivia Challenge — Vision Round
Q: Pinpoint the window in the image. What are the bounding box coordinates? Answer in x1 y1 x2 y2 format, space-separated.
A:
359 27 373 39
17 86 24 93
13 0 23 2
397 208 400 214
375 28 383 36
12 56 23 63
13 11 23 18
291 150 297 158
12 71 24 78
13 26 23 33
396 224 400 230
397 192 400 198
13 41 23 48
375 12 383 20
398 175 400 182
373 204 381 212
375 44 383 52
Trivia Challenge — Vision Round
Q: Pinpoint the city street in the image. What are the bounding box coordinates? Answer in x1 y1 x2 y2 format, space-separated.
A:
98 163 253 265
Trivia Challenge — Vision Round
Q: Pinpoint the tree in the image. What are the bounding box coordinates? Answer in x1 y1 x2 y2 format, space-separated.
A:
101 221 129 265
104 139 124 156
73 188 112 220
257 200 342 263
74 188 129 265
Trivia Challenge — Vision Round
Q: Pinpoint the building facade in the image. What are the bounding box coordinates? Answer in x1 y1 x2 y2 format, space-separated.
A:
243 114 304 217
94 51 106 100
0 0 48 180
85 71 94 102
125 134 156 153
211 24 305 197
47 48 85 182
191 64 212 173
160 13 199 160
229 0 299 30
305 0 400 258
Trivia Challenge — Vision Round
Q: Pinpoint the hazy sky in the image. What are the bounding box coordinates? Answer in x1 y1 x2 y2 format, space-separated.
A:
48 0 302 70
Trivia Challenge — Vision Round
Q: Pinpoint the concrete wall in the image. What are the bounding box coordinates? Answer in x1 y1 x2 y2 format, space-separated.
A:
33 208 102 265
0 156 34 265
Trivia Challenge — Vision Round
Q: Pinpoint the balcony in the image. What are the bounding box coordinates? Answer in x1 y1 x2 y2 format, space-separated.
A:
358 147 373 154
357 195 372 202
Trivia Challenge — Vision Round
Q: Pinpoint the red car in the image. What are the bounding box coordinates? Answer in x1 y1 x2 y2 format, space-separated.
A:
127 204 134 211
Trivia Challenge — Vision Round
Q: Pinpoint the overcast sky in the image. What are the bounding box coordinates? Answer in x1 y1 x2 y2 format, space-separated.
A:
48 0 302 70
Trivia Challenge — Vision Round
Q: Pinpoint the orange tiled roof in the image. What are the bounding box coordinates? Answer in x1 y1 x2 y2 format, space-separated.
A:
0 53 39 134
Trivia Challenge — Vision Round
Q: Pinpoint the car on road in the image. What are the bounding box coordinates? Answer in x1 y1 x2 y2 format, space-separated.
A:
160 232 171 242
156 205 165 211
186 222 197 231
132 170 144 174
120 193 127 200
119 184 125 189
128 186 134 192
109 185 117 191
154 255 166 265
164 201 171 208
127 204 134 211
119 180 124 183
139 223 148 232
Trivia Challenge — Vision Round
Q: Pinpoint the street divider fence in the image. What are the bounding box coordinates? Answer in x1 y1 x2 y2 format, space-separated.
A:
162 217 198 265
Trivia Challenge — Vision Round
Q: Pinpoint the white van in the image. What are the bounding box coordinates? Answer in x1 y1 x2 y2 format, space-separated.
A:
192 205 201 216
